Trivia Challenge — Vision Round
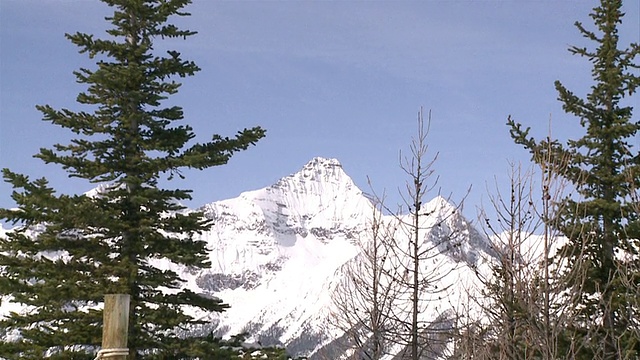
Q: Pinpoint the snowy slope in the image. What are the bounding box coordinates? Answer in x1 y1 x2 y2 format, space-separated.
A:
174 157 494 357
0 157 495 358
189 158 374 349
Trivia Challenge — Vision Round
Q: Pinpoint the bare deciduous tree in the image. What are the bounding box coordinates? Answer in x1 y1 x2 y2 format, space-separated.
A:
382 109 464 360
329 109 467 360
453 129 587 360
328 196 401 360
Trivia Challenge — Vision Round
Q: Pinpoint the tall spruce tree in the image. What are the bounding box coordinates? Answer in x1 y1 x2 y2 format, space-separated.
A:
508 0 639 358
0 0 265 359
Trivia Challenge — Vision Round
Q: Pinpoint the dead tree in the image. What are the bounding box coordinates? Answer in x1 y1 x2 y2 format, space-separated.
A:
330 109 466 360
328 196 401 360
456 123 603 360
457 152 581 359
382 109 464 360
471 163 544 360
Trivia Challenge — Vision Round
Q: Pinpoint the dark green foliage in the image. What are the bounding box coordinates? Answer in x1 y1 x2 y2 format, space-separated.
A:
138 333 290 360
0 0 265 358
508 0 639 358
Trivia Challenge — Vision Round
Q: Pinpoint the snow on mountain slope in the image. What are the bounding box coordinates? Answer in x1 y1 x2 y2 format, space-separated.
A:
311 195 492 360
188 158 375 348
176 157 494 357
0 157 495 358
199 157 372 274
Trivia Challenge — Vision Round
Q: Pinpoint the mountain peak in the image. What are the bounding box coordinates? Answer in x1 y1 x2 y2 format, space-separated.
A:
302 157 342 169
203 157 371 232
426 195 457 213
226 157 372 235
284 157 347 186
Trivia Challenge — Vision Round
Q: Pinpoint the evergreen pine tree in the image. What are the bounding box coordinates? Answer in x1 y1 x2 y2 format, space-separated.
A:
508 0 639 358
0 0 265 358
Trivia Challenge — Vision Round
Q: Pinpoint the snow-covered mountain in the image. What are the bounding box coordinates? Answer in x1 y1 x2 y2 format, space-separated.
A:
190 157 374 351
169 157 493 357
0 157 496 358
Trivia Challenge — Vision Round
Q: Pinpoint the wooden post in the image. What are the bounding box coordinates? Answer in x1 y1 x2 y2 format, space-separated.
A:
100 294 130 360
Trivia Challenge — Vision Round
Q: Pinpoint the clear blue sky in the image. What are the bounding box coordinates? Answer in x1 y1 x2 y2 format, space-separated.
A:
1 0 638 222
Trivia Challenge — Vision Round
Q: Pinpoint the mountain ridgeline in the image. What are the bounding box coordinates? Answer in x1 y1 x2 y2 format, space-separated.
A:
152 157 493 357
1 157 494 358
